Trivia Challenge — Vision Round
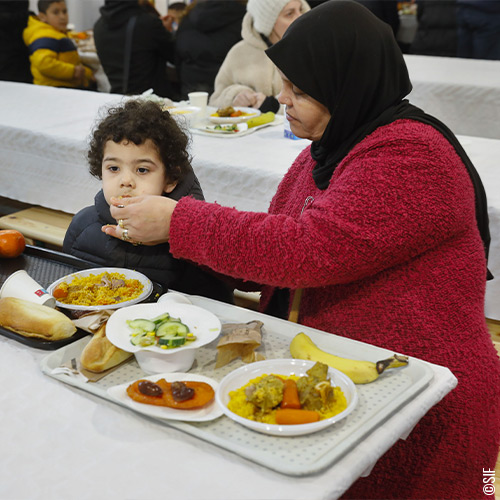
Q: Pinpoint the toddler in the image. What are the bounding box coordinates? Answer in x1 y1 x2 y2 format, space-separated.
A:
63 99 232 302
23 0 95 89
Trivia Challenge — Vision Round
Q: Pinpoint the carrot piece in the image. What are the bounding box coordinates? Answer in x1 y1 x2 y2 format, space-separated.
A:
52 285 68 299
275 408 320 425
280 379 301 409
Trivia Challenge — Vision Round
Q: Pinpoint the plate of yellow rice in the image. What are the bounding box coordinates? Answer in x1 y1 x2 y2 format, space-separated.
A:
48 268 153 311
215 359 358 436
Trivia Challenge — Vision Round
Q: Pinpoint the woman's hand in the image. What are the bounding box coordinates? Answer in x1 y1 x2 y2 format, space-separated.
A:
233 90 267 109
101 195 177 245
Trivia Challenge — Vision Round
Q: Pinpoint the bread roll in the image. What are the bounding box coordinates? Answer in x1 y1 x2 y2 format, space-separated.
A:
80 322 132 373
0 297 76 340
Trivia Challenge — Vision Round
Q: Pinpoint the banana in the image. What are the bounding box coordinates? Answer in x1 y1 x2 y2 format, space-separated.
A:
247 112 275 128
289 332 409 384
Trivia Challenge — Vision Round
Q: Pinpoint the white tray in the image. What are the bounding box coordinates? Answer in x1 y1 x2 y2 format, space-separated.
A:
40 296 434 476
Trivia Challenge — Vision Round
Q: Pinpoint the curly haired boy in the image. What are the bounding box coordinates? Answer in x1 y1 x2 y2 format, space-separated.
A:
63 99 232 302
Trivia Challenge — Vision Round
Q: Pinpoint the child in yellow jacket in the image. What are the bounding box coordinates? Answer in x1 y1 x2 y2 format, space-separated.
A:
23 0 95 89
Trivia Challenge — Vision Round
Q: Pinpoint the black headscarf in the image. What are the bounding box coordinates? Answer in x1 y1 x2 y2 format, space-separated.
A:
266 0 491 278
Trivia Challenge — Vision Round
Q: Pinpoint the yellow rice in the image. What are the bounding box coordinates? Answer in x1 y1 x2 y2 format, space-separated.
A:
227 373 347 424
56 272 143 306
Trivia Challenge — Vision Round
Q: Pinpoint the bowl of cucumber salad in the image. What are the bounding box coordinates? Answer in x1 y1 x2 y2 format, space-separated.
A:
106 302 221 373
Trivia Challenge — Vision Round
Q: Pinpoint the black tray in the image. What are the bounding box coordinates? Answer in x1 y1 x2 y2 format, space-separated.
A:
0 245 163 350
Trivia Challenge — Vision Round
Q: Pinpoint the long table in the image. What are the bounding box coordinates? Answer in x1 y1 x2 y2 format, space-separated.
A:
404 54 500 140
0 246 457 500
1 81 500 318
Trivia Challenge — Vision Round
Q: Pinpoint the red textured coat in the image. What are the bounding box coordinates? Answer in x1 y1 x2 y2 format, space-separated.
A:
170 120 500 499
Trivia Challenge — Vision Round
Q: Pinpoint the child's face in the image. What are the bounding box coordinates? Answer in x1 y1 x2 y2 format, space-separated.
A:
39 1 69 33
101 139 177 206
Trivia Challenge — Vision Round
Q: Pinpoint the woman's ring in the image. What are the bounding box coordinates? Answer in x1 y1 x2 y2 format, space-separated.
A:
122 229 131 241
118 219 125 228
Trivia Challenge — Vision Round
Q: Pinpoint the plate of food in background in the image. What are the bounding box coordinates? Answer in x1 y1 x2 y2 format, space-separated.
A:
208 106 260 124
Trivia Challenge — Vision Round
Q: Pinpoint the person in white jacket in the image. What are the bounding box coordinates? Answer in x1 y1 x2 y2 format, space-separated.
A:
209 0 310 113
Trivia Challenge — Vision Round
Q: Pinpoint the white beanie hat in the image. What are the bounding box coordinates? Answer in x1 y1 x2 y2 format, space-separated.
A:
247 0 309 37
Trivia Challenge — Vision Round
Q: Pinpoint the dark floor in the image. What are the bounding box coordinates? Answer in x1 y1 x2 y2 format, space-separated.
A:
0 196 32 217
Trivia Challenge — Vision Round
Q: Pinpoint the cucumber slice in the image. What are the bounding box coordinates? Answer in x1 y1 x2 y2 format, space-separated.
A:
130 331 155 346
151 313 171 324
127 319 155 332
156 320 189 337
158 336 187 347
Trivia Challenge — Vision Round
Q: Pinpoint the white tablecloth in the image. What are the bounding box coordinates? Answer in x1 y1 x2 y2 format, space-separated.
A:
0 302 456 500
0 82 304 215
1 81 500 317
404 54 500 140
78 51 111 94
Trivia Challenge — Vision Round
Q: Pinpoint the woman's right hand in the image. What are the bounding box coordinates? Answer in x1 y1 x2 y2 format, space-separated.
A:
102 195 177 246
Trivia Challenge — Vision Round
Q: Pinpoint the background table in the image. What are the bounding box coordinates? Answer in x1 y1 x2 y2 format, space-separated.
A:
1 81 500 317
404 54 500 140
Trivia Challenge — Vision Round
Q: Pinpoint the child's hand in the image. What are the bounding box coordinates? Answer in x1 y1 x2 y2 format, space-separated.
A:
161 14 175 32
73 64 86 85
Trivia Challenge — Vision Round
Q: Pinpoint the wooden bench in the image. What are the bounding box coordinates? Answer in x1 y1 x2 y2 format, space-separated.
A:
0 207 73 249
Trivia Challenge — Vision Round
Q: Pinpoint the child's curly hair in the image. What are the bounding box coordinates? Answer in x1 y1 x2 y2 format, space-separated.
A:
88 99 192 182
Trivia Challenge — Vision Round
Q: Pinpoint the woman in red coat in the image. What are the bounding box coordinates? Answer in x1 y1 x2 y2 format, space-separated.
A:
104 2 500 498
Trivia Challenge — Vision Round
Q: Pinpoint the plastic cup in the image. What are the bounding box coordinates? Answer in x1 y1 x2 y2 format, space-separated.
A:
188 91 208 123
0 270 56 308
188 91 208 109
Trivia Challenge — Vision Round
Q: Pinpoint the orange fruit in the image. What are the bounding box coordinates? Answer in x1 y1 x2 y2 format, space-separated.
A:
0 229 26 258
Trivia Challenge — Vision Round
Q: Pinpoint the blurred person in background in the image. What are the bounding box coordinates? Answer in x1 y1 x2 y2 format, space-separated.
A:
163 2 187 33
410 0 457 57
0 0 32 83
457 0 500 60
94 0 177 98
174 0 246 99
23 0 95 89
209 0 310 113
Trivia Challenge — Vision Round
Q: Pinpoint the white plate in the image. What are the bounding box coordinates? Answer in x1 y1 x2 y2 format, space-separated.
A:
105 302 221 354
107 372 222 422
47 267 153 311
216 359 358 437
208 107 260 124
203 123 248 134
166 105 200 116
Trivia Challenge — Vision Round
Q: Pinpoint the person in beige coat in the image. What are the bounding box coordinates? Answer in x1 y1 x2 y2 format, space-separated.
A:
209 0 310 113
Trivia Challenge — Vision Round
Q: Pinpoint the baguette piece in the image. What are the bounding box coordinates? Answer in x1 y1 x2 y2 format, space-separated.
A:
80 322 132 373
0 297 76 340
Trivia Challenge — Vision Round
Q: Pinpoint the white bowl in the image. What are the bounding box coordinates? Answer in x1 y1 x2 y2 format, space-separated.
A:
216 359 358 436
134 349 196 374
167 105 201 127
106 302 221 374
